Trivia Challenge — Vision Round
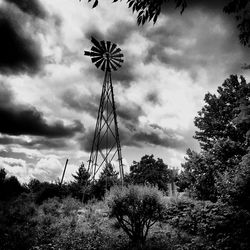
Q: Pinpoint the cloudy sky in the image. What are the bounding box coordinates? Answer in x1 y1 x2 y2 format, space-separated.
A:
0 0 250 183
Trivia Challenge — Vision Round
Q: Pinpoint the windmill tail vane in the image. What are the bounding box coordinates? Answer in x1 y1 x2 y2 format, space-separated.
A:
84 36 124 185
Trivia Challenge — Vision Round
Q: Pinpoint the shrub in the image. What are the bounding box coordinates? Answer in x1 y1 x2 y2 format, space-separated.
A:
34 197 80 248
164 197 250 249
0 194 37 250
106 185 165 248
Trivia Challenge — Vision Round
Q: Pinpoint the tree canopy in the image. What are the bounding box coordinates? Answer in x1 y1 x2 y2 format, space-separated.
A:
179 75 250 202
130 154 174 192
194 75 250 151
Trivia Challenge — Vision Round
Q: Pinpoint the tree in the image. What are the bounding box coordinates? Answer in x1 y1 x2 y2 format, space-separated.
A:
194 75 250 151
0 171 24 201
70 163 90 200
223 0 250 47
179 75 250 202
72 163 90 186
130 154 173 193
92 163 119 199
178 149 218 201
217 152 250 211
106 185 165 248
84 0 250 47
0 168 6 184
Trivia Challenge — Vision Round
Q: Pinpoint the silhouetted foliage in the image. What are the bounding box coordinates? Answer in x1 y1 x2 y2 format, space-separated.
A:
165 198 250 249
223 0 250 47
34 182 62 204
27 178 43 193
0 194 37 250
107 185 165 248
70 163 91 201
179 75 250 202
194 75 250 151
217 152 250 211
130 154 173 193
0 168 25 201
178 149 218 201
72 162 90 186
92 163 119 200
0 168 6 183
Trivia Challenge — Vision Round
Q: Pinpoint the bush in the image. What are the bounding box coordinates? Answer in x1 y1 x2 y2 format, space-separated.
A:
106 185 166 248
34 182 63 204
34 197 81 248
0 194 37 250
164 197 250 249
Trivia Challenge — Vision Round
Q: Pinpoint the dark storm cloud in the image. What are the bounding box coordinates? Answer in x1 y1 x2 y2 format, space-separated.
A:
88 61 136 87
145 92 160 105
0 135 68 149
0 149 28 161
132 131 186 150
125 123 187 150
62 89 145 127
85 21 137 45
0 134 69 150
78 129 118 152
0 82 84 138
143 4 250 80
106 21 138 45
150 123 200 151
0 106 83 137
0 4 43 75
80 122 187 152
117 102 145 130
5 0 47 18
62 90 99 116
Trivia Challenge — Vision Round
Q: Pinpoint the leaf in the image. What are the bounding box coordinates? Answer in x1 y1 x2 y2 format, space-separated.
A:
128 1 134 8
92 0 98 8
153 14 158 24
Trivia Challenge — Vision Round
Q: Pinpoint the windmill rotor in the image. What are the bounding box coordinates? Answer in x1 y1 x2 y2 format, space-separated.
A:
84 37 124 71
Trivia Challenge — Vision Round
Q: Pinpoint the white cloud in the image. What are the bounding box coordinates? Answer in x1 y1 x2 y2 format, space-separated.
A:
32 156 62 182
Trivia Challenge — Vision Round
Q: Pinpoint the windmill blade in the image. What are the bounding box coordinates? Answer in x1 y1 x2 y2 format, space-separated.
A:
112 48 121 55
109 60 118 71
100 41 107 52
91 46 103 54
101 60 106 71
106 41 111 52
112 57 124 63
84 51 92 56
111 53 123 58
91 56 103 63
90 51 103 57
110 43 117 53
95 59 104 69
91 37 103 51
111 59 121 68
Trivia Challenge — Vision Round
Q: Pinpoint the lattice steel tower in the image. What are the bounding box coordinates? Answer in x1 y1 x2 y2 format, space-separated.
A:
84 37 124 184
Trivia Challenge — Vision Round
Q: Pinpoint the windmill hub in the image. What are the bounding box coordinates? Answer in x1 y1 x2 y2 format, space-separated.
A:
103 52 110 59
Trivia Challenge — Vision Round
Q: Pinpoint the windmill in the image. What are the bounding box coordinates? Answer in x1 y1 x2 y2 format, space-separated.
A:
84 37 124 184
